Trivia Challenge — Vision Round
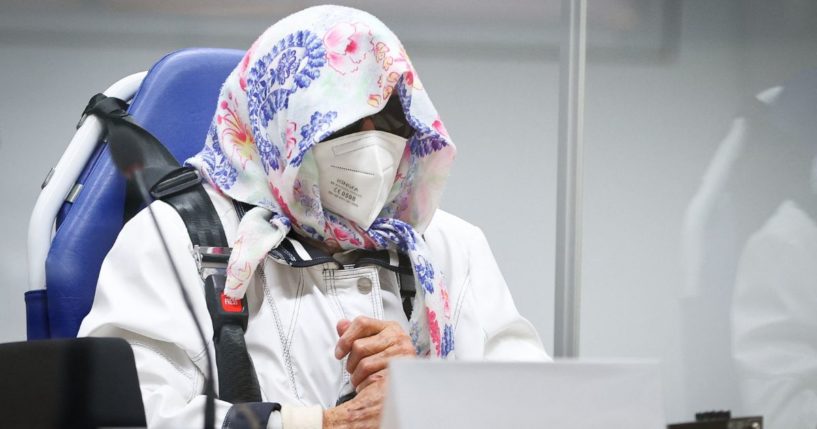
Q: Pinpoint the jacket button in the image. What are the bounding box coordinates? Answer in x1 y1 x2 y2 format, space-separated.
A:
357 277 373 294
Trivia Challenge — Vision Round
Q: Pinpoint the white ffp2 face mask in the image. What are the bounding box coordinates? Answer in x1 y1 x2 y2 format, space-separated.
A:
312 130 407 229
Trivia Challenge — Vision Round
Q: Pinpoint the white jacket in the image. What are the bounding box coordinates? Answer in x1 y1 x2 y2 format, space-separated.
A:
78 186 549 428
732 201 817 429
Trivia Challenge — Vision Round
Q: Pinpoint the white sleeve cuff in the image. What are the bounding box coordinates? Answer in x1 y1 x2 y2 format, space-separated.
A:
267 410 283 429
281 404 323 429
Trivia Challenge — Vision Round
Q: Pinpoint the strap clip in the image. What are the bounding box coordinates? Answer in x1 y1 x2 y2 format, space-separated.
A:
194 246 249 333
204 274 250 334
193 246 231 280
151 167 202 199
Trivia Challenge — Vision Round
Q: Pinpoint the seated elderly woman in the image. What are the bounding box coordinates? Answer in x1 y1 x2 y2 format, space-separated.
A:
79 5 547 429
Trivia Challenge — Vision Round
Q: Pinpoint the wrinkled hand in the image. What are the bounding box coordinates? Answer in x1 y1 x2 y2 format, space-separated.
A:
323 378 386 429
334 316 415 392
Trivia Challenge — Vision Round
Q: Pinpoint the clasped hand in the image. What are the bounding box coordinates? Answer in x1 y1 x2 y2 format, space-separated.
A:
323 316 415 429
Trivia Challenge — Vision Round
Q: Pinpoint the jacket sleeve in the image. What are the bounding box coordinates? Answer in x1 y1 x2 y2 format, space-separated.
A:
78 201 282 429
464 226 551 361
731 222 817 429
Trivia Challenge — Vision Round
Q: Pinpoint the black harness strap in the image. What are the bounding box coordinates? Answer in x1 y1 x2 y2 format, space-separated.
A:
399 272 416 321
156 169 230 248
82 93 262 404
203 272 262 404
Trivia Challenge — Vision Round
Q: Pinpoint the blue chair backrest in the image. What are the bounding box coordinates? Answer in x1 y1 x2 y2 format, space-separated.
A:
27 48 244 339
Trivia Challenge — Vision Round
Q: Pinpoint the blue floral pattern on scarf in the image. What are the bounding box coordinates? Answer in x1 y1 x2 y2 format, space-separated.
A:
441 325 454 356
369 218 419 252
201 124 239 189
246 30 326 171
414 255 436 294
289 110 338 167
276 49 299 85
396 79 449 157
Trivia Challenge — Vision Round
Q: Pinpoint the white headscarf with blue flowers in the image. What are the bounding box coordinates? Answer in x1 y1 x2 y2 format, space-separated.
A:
186 5 456 358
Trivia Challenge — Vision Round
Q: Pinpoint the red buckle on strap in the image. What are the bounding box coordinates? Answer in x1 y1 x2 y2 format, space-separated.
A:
220 292 243 313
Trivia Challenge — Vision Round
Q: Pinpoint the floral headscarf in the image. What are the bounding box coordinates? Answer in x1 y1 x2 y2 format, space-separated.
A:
186 5 456 358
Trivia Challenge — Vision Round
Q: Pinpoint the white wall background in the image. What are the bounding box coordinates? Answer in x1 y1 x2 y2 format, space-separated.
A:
2 0 816 425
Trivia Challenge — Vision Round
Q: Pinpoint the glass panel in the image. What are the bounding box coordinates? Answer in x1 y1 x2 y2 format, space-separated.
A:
583 1 817 426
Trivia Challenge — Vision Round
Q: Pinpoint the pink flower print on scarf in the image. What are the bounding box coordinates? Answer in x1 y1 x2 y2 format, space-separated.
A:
440 287 451 318
237 39 259 92
283 121 298 158
432 118 449 138
225 236 253 293
427 308 442 356
324 22 374 75
217 94 255 169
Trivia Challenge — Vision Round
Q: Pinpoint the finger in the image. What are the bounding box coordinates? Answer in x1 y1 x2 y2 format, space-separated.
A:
336 319 351 337
356 369 388 393
349 334 415 388
341 378 386 424
351 352 389 388
335 316 388 359
346 334 391 374
347 323 415 373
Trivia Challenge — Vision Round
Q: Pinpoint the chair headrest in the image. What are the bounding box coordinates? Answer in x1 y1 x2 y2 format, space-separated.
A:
45 48 244 338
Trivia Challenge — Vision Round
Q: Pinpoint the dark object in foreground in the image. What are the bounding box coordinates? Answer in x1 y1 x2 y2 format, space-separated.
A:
0 337 146 428
668 410 762 429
